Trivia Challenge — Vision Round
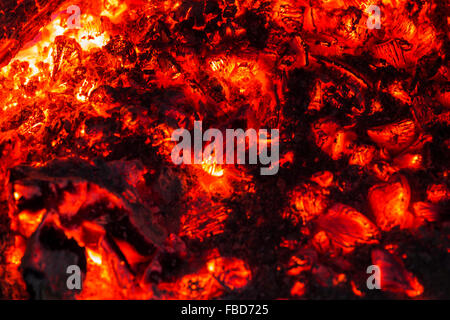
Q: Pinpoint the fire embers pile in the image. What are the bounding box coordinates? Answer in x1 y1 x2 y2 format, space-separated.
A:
0 0 449 299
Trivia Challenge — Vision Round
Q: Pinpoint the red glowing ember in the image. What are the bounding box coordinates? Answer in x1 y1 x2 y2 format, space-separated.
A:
0 0 448 300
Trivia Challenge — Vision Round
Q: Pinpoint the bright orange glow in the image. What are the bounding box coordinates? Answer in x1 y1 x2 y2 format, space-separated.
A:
17 209 46 238
290 281 306 297
6 236 26 266
86 248 102 265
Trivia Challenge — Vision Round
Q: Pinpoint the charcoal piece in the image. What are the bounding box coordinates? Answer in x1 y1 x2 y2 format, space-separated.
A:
205 0 220 15
0 0 66 67
0 106 33 132
317 204 379 252
174 0 205 26
89 85 117 104
372 39 411 69
105 35 137 63
415 51 443 80
371 248 423 297
240 11 269 49
223 5 237 18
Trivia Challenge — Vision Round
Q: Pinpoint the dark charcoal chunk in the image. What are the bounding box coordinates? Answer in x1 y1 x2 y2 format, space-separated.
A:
0 0 66 67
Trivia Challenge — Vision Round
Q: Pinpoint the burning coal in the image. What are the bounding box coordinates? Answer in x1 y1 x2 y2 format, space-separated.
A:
170 121 280 175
